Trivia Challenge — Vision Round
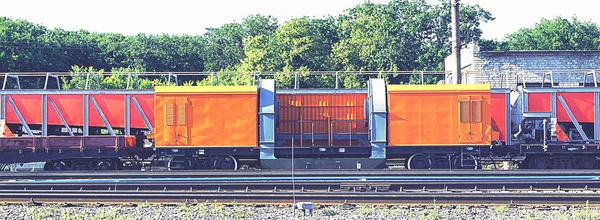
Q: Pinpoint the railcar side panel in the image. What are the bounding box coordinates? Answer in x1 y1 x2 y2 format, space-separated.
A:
47 94 84 126
154 86 258 148
387 84 492 146
130 94 155 129
5 93 155 130
491 93 507 142
527 93 551 112
556 92 594 123
5 95 41 126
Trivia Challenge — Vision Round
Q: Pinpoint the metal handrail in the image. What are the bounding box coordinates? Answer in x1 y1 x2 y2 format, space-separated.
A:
291 120 314 146
330 120 366 146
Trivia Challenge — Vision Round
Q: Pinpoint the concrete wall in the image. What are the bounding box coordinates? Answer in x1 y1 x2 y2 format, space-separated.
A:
445 43 600 89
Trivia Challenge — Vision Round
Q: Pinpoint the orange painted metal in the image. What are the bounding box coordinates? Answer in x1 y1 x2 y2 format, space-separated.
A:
154 88 258 147
387 85 492 146
556 92 594 123
490 93 507 141
276 93 367 146
556 123 570 141
5 94 155 129
527 93 551 112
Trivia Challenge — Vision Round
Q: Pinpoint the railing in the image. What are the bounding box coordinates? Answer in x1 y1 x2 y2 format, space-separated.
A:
330 120 367 146
0 71 450 90
465 69 600 89
5 69 600 90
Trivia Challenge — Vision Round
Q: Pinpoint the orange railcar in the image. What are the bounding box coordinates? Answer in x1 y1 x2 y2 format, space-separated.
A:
387 84 493 146
154 86 258 147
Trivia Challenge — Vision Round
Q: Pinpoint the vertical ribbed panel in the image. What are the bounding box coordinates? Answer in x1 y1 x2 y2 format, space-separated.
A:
259 79 276 159
368 78 387 159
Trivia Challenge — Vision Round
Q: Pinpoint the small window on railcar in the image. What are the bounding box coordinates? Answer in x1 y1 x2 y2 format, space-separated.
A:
471 100 482 123
177 104 186 126
459 101 470 123
166 103 175 126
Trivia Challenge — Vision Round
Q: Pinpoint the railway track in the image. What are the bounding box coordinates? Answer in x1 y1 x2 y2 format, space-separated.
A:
4 169 600 180
4 190 600 206
1 174 600 205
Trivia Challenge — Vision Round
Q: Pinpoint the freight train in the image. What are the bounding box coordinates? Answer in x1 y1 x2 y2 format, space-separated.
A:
1 76 599 171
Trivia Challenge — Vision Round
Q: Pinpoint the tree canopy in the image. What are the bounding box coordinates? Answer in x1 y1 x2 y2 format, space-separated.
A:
481 16 600 51
27 0 600 89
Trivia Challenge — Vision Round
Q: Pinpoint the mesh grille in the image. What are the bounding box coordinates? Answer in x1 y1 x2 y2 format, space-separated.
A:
459 101 470 123
166 104 174 126
177 104 186 126
471 100 482 123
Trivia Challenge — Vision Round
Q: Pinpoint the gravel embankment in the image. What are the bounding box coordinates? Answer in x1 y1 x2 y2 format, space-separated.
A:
0 203 598 219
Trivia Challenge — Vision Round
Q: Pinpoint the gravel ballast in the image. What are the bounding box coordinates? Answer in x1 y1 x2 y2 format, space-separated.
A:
0 203 599 219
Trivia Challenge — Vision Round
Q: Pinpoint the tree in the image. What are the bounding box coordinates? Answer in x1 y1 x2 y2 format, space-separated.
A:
331 0 493 84
504 16 600 50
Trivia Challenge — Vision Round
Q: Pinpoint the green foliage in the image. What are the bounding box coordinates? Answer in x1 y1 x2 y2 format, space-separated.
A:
61 65 104 90
322 205 341 216
491 205 511 213
504 16 600 50
1 0 498 88
482 16 600 51
196 70 256 86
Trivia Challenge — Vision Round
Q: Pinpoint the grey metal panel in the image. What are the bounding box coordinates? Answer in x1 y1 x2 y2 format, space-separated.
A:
550 92 557 118
551 92 558 141
522 92 529 113
125 94 131 135
505 93 511 145
42 94 47 136
491 88 511 94
131 96 153 133
277 89 367 94
0 90 154 95
259 79 276 160
83 94 89 136
523 112 551 118
1 94 5 120
90 96 115 136
595 92 600 140
368 78 387 159
7 96 32 136
557 95 589 140
49 97 74 136
523 87 600 93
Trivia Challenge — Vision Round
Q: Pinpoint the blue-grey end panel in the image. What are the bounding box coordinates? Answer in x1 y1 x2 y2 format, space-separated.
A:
1 94 5 120
259 79 276 159
595 92 600 140
368 79 387 159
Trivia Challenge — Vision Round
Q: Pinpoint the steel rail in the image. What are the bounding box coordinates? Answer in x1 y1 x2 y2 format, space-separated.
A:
2 190 600 206
1 180 599 192
0 176 599 205
5 169 600 180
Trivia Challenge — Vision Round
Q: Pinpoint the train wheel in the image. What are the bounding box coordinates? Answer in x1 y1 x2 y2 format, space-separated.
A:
213 155 238 170
91 159 119 170
168 157 191 171
554 157 573 169
407 154 432 170
44 160 73 171
528 156 553 169
577 156 597 169
453 154 479 170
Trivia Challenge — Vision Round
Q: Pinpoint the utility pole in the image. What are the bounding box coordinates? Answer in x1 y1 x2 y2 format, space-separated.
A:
451 0 461 84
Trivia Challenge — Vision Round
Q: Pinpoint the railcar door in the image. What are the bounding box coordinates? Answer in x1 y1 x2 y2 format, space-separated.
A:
174 97 190 146
458 95 483 143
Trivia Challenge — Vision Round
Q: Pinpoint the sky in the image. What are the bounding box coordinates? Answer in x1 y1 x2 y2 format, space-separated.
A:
1 0 599 40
